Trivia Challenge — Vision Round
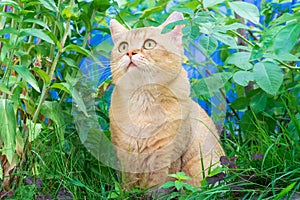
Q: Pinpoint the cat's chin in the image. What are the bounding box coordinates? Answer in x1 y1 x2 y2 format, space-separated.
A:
127 63 137 72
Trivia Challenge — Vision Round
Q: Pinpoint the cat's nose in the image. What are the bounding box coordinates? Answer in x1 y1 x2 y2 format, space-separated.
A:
127 51 138 60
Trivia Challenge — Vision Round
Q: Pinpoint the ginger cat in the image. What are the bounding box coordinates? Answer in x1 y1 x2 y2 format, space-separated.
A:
109 12 224 189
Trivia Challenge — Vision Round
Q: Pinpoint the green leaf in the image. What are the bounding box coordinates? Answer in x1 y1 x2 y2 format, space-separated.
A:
141 1 169 18
233 71 254 87
51 83 88 117
250 45 263 60
240 110 257 133
0 43 11 63
62 4 81 20
190 25 200 39
32 67 51 84
228 1 260 24
11 65 41 93
250 91 267 113
23 18 51 31
44 30 62 51
0 12 20 21
20 28 54 44
273 22 300 54
253 62 283 95
174 180 184 190
177 172 192 181
192 72 233 97
26 120 42 142
200 179 208 186
264 53 300 62
0 27 18 36
7 76 18 89
203 0 224 8
69 178 85 187
69 178 93 192
51 83 71 94
207 166 225 177
182 25 192 36
166 192 180 199
168 172 192 181
231 97 249 110
215 23 248 33
24 1 41 8
92 0 111 12
212 32 237 47
160 181 175 189
182 182 197 192
63 45 92 57
40 101 65 128
62 57 78 68
0 99 17 164
39 0 58 12
161 19 190 34
270 13 299 26
261 26 282 50
0 83 12 95
274 182 296 200
0 0 21 11
200 36 218 54
172 7 194 16
94 40 113 54
108 192 119 199
193 12 215 24
114 181 122 193
226 52 253 70
80 12 92 33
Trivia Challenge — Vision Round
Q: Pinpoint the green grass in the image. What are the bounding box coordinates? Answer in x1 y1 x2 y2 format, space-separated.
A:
5 92 299 200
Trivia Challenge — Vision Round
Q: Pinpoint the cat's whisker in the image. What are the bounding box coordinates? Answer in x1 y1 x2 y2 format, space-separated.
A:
77 69 112 83
111 66 123 75
79 69 109 79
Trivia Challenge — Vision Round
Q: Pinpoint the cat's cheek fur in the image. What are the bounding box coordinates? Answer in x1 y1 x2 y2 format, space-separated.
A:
131 54 145 68
119 56 131 70
110 54 131 84
146 49 182 82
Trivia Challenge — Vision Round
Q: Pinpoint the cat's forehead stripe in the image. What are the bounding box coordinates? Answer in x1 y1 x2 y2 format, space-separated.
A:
126 27 155 38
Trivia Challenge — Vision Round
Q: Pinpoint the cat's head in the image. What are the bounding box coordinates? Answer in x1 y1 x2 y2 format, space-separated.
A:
110 12 184 86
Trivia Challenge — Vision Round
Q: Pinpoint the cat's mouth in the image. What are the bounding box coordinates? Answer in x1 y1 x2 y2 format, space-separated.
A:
127 62 137 71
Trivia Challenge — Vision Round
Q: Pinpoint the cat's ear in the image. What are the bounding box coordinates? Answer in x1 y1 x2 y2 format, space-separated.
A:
110 19 128 43
159 12 184 46
160 12 184 28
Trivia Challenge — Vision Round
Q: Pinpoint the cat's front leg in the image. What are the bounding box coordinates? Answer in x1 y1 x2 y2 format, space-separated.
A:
140 168 173 198
121 172 141 190
121 168 170 192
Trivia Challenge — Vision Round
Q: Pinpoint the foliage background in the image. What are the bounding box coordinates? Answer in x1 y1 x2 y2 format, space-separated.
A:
0 0 299 199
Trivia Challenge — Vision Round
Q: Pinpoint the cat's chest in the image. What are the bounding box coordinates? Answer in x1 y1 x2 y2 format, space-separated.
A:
111 85 189 138
128 89 173 126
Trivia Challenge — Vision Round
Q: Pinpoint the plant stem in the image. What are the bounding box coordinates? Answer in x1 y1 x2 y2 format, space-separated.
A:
32 18 71 123
49 0 61 60
230 30 254 47
2 11 23 97
276 59 299 70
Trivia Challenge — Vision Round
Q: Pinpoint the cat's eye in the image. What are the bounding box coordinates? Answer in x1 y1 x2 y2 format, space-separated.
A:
118 42 128 53
143 39 156 50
